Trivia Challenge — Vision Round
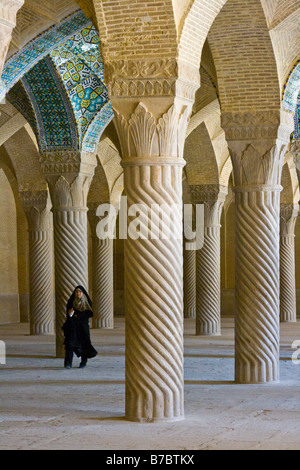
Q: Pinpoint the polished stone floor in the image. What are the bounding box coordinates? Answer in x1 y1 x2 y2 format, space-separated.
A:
1 317 300 450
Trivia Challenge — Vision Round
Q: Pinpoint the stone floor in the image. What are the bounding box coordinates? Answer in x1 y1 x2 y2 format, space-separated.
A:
1 317 300 450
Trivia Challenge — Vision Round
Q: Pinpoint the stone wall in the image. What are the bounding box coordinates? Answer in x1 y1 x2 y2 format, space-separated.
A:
0 169 19 323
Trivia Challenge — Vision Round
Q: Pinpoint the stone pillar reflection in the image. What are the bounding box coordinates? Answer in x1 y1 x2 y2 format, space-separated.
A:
280 204 298 323
40 151 96 357
88 204 114 329
191 185 227 336
222 110 293 384
20 190 54 335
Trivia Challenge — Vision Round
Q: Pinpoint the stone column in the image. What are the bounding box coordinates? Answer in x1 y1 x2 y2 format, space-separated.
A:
183 246 196 319
190 185 227 336
20 190 54 335
40 151 96 357
88 203 114 329
105 55 199 421
222 110 294 384
114 103 194 422
0 1 24 79
280 204 299 323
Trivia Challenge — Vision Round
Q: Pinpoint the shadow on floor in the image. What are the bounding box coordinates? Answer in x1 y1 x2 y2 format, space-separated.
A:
185 380 235 385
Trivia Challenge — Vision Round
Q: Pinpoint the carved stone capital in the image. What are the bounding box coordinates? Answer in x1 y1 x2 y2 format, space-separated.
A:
280 204 299 237
115 101 191 163
0 0 24 77
189 185 227 228
48 174 93 210
19 190 52 231
0 0 24 28
230 141 288 188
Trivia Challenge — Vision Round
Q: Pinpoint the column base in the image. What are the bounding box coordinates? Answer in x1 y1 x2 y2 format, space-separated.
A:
235 378 280 385
235 364 279 384
31 327 54 336
184 308 196 319
196 325 221 336
93 320 114 329
125 415 185 423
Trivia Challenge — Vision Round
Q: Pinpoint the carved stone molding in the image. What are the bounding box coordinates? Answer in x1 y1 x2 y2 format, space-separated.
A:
20 190 48 210
40 151 82 175
221 110 293 142
189 184 228 206
105 58 199 102
0 0 24 27
115 102 191 161
105 59 178 82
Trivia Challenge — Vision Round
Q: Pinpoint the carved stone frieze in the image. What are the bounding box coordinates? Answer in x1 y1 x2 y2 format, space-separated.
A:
189 184 228 205
39 151 82 175
105 58 199 102
221 110 293 142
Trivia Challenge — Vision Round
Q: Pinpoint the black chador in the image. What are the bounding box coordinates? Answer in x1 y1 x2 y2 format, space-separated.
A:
62 285 97 368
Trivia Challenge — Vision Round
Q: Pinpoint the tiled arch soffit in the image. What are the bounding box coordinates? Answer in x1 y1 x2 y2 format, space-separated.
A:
2 9 114 154
283 61 300 139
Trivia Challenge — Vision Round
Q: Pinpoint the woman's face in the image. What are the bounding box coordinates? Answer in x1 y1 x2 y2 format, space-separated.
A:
75 289 83 298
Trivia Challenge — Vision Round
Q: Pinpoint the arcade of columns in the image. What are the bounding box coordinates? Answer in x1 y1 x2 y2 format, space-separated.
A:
1 0 300 423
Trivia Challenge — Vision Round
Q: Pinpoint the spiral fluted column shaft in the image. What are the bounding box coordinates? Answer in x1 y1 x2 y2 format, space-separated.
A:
28 228 54 335
53 209 89 357
196 225 221 336
235 188 280 384
183 248 196 319
92 237 114 329
280 235 297 322
124 164 184 423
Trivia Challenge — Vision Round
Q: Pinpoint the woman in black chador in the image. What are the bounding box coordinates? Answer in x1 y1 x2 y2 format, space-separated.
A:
62 286 97 369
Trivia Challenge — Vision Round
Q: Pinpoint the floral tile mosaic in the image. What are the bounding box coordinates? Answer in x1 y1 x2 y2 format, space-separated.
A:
5 13 114 154
0 10 89 102
21 58 78 152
